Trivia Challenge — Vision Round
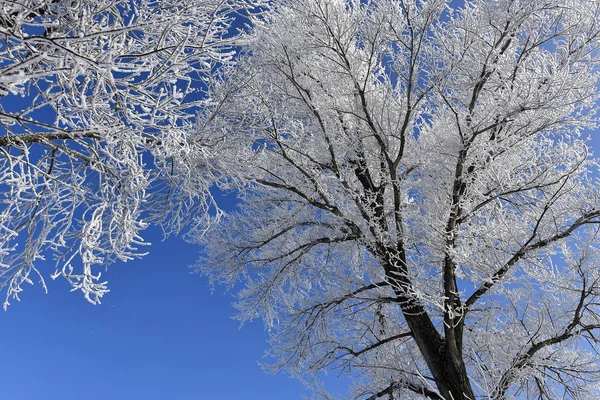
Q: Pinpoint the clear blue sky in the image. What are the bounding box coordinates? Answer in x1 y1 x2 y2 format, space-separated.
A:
0 228 327 399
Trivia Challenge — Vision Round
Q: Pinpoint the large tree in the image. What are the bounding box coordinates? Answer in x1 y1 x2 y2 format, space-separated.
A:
196 0 600 398
0 0 263 308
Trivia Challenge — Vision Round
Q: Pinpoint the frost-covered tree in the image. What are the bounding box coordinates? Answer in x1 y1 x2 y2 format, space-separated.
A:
196 0 600 398
0 0 265 308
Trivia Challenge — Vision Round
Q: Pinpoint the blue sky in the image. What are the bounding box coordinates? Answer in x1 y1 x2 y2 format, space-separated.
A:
0 228 328 399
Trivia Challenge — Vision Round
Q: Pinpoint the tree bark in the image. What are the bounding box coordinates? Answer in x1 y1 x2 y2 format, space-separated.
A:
382 252 476 400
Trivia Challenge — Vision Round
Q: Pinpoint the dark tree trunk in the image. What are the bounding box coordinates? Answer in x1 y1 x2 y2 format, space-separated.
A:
382 254 476 400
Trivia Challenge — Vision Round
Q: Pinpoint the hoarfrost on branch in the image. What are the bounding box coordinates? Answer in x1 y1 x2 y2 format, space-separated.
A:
0 0 265 308
195 0 600 398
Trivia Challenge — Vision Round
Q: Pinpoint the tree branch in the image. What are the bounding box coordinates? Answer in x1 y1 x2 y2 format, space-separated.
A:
366 380 444 400
465 209 600 311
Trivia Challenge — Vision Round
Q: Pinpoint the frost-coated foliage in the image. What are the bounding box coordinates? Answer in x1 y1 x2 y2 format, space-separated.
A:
0 0 265 308
196 0 600 399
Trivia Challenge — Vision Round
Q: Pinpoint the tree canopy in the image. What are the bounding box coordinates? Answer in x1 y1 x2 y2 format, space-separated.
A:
195 0 600 398
0 0 263 307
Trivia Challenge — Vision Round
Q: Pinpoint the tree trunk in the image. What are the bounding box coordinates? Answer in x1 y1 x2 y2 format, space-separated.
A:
383 256 476 400
405 315 476 400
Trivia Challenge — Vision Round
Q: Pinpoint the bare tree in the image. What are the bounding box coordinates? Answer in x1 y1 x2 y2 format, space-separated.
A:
196 0 600 398
0 0 264 308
